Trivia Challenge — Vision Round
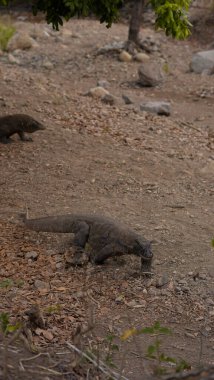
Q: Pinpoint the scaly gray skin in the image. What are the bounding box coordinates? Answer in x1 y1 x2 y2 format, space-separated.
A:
0 114 45 144
22 213 153 273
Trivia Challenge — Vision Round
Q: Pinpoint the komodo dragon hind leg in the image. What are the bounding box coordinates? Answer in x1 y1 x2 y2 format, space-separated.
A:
91 244 122 265
73 221 90 248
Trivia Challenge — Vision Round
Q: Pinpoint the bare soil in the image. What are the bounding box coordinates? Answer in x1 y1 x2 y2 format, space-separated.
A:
0 10 214 380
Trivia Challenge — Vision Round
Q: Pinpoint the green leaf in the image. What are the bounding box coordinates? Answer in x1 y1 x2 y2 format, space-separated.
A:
106 334 116 343
159 353 177 363
147 344 157 358
0 312 10 333
211 239 214 248
6 323 21 333
176 359 191 372
111 344 119 351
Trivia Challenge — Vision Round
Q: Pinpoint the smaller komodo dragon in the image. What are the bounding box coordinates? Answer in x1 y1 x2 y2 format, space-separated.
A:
0 114 45 144
21 213 153 274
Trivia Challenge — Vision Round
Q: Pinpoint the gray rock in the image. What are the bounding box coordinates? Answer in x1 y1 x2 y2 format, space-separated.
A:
122 94 133 104
140 101 170 116
138 62 164 87
7 32 38 51
85 86 109 98
101 93 118 105
25 251 38 260
190 50 214 74
97 41 125 55
139 36 161 53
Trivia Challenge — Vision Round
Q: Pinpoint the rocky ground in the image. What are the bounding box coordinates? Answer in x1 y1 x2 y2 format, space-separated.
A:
0 8 214 380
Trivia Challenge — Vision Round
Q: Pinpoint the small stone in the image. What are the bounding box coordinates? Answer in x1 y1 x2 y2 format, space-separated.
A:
185 332 196 339
198 273 207 280
86 86 109 98
46 250 56 256
17 251 25 258
148 287 158 296
122 94 133 104
115 295 124 304
134 52 150 62
140 101 171 116
8 53 20 64
178 279 188 285
34 280 50 290
188 271 194 276
209 310 214 317
43 59 54 69
119 50 132 62
97 80 110 89
101 93 118 105
206 298 214 306
156 274 169 288
42 330 54 341
25 251 38 260
126 299 146 308
56 262 63 269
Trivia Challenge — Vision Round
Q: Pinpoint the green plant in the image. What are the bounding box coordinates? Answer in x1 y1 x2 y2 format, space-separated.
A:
0 279 14 289
150 0 192 39
0 312 20 335
0 22 15 50
121 322 190 375
0 278 24 289
104 334 119 368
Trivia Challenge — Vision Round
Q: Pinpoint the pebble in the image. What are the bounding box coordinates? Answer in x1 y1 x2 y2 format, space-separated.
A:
97 80 110 89
206 298 214 306
119 50 132 62
34 279 50 290
8 53 20 64
156 274 169 288
25 251 38 260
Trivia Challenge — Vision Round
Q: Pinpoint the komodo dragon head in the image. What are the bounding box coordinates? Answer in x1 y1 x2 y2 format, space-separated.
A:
24 116 46 132
133 239 153 260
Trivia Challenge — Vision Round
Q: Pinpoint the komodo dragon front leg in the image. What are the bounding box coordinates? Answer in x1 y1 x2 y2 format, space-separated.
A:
90 244 123 264
18 130 33 142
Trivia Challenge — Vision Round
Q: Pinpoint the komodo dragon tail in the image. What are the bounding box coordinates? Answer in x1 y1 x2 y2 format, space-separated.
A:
21 213 75 233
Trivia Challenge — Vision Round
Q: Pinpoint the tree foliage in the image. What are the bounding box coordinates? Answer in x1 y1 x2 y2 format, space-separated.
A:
0 0 192 39
151 0 192 39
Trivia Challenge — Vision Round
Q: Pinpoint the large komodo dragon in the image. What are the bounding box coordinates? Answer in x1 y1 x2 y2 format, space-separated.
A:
22 213 153 273
0 114 45 144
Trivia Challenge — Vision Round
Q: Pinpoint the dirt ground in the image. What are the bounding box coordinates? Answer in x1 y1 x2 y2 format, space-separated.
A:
0 8 214 380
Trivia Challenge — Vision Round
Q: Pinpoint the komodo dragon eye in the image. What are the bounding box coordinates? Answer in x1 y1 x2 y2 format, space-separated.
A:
135 240 153 259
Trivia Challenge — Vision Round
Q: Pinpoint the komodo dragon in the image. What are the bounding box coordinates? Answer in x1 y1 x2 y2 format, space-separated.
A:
0 114 45 144
21 213 153 273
